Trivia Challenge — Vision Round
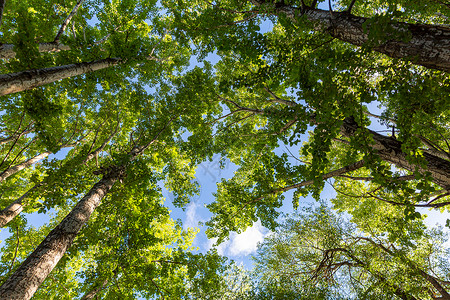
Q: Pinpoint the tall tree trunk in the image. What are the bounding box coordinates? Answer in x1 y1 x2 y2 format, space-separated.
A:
0 43 71 59
0 168 122 299
0 58 121 96
0 151 52 182
340 117 450 190
0 119 172 299
53 0 84 43
251 1 450 72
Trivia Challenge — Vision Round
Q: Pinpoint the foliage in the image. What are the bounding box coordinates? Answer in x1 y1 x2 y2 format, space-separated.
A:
0 0 449 298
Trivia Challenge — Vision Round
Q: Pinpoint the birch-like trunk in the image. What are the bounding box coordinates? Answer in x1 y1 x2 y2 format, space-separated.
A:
0 170 120 299
0 151 51 182
0 43 71 59
251 1 450 72
0 185 38 227
341 117 450 190
0 58 121 96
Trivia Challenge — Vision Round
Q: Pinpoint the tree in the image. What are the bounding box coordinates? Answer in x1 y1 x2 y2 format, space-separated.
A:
251 206 450 299
0 0 226 298
0 0 449 298
157 0 450 243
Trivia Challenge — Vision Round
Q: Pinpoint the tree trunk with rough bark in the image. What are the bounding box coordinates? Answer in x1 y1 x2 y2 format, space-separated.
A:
340 117 450 190
0 168 122 300
0 118 171 299
0 43 71 59
0 0 5 28
251 1 450 72
0 58 121 96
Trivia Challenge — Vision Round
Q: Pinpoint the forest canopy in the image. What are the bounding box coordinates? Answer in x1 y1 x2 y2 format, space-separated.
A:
0 0 449 299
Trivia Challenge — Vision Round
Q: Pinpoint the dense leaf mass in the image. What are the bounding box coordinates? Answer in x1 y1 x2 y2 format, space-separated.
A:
0 0 449 298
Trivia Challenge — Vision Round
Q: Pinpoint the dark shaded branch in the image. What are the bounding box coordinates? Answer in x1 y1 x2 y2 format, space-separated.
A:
345 0 357 13
0 0 5 28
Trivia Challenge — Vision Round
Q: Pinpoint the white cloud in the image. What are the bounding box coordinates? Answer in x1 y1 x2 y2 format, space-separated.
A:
229 221 266 256
205 237 230 256
205 221 267 257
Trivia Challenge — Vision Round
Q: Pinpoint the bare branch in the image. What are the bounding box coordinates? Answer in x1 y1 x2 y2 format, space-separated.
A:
337 174 415 182
83 122 120 165
217 95 265 114
363 111 396 123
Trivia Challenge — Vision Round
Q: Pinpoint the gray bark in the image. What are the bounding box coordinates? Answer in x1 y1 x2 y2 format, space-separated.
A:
0 58 121 96
80 278 109 300
0 151 52 183
0 129 117 228
341 117 450 190
0 43 71 59
252 1 450 72
0 128 34 145
0 169 120 299
0 185 39 228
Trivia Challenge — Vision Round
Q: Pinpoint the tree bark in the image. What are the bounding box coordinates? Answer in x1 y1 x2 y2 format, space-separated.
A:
0 185 39 228
340 117 450 190
0 43 71 59
0 128 34 145
0 58 121 96
0 151 52 182
251 1 450 72
0 169 121 299
80 278 109 300
0 118 173 299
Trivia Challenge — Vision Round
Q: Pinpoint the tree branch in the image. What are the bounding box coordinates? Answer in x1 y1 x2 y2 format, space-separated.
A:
54 0 84 43
263 87 297 107
345 0 357 13
7 226 19 274
0 0 5 28
248 160 365 205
